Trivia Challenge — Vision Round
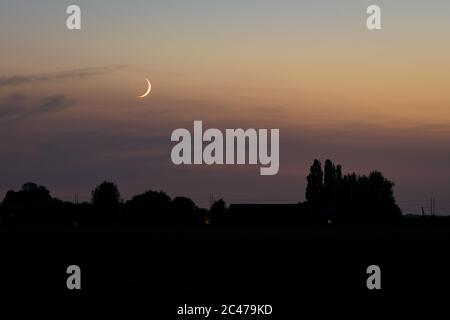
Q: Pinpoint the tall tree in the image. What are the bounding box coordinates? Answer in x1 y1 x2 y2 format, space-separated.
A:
335 165 343 183
91 181 121 223
91 181 120 208
323 159 335 208
305 159 323 205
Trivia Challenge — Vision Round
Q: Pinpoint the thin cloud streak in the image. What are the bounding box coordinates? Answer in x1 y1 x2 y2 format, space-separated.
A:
0 93 76 120
0 65 126 87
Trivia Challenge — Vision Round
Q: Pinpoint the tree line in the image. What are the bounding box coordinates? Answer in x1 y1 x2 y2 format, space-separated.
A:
304 159 401 224
0 159 402 226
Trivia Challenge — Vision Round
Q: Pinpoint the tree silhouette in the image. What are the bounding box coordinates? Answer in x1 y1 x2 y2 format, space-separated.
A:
91 181 121 222
323 159 336 220
305 159 324 222
21 182 51 199
305 159 401 224
306 160 323 204
125 190 172 224
1 182 55 224
210 199 227 224
92 182 120 207
171 197 203 225
0 159 403 227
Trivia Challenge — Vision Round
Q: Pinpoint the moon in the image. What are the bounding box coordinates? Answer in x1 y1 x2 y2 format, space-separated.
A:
138 79 152 98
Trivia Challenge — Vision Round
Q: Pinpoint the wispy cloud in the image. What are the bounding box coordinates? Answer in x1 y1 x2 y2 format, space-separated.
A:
0 93 76 120
0 65 125 87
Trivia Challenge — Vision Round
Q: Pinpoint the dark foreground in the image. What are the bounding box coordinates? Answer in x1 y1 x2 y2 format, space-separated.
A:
1 224 449 316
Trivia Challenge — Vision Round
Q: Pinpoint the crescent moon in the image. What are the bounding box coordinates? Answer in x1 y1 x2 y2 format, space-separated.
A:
138 79 152 98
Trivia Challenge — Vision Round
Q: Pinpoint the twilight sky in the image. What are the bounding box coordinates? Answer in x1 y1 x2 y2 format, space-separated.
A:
1 0 450 213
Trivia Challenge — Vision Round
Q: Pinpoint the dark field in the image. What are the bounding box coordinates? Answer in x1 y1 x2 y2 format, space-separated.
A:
1 224 449 315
